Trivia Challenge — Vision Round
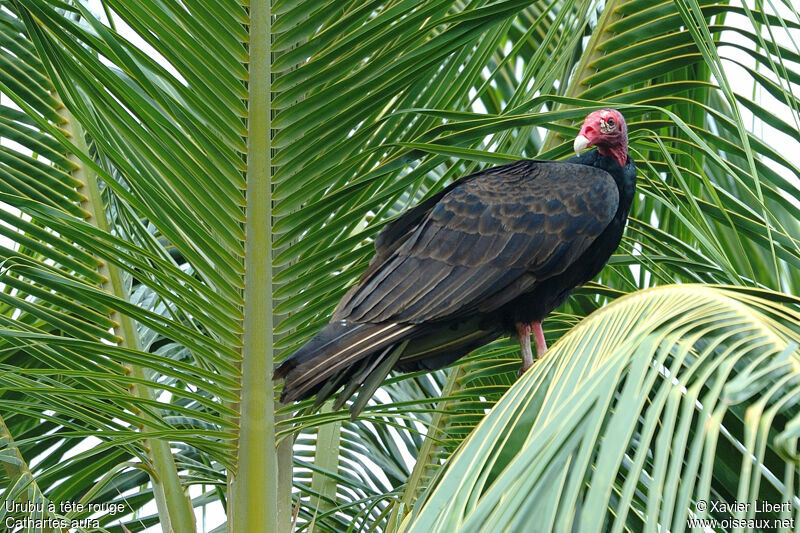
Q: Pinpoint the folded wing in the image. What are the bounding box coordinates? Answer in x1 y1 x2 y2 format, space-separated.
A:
337 159 620 324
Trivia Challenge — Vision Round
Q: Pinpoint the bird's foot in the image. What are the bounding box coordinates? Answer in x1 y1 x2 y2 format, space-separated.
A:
532 320 548 358
516 321 548 376
516 323 534 376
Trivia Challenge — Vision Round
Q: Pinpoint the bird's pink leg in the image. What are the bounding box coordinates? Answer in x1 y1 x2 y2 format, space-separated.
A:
516 322 534 375
531 320 548 358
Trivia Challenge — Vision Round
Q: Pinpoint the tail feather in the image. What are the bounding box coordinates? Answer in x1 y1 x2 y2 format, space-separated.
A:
275 316 505 410
332 341 401 414
276 321 417 403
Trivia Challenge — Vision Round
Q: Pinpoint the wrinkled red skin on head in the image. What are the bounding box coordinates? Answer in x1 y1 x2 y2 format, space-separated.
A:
578 109 628 167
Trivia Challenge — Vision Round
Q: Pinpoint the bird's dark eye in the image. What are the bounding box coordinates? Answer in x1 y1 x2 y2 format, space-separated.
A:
607 118 615 126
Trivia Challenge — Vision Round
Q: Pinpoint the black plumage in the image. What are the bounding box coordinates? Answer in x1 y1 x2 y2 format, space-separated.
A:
275 110 637 414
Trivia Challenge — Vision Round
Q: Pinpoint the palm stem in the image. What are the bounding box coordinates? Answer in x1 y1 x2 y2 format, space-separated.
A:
0 414 62 533
65 108 195 532
230 0 277 530
276 408 294 532
310 403 341 515
0 413 25 483
387 366 466 531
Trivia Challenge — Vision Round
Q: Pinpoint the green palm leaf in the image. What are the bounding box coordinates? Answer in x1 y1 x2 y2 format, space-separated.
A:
0 0 799 531
405 286 800 532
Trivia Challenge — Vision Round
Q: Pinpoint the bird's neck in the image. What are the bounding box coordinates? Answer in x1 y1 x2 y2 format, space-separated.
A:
614 153 637 218
583 148 636 216
597 144 628 168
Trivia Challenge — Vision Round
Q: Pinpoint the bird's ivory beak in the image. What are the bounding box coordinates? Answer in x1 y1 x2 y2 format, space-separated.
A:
573 134 590 156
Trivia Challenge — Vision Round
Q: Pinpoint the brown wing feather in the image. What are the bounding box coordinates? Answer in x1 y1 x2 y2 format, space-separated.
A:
336 160 619 325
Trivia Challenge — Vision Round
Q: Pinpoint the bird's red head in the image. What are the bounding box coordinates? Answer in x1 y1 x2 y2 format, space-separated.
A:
573 109 628 167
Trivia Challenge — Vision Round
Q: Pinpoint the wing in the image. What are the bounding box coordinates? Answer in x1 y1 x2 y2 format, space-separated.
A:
336 159 619 324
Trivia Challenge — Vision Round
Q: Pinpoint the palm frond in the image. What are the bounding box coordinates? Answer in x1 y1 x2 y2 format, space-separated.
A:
406 285 800 532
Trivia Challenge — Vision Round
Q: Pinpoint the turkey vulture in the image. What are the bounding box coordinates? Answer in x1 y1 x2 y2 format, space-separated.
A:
275 109 636 415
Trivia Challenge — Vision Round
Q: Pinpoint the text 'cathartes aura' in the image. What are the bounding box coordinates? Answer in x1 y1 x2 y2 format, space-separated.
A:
275 109 637 417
